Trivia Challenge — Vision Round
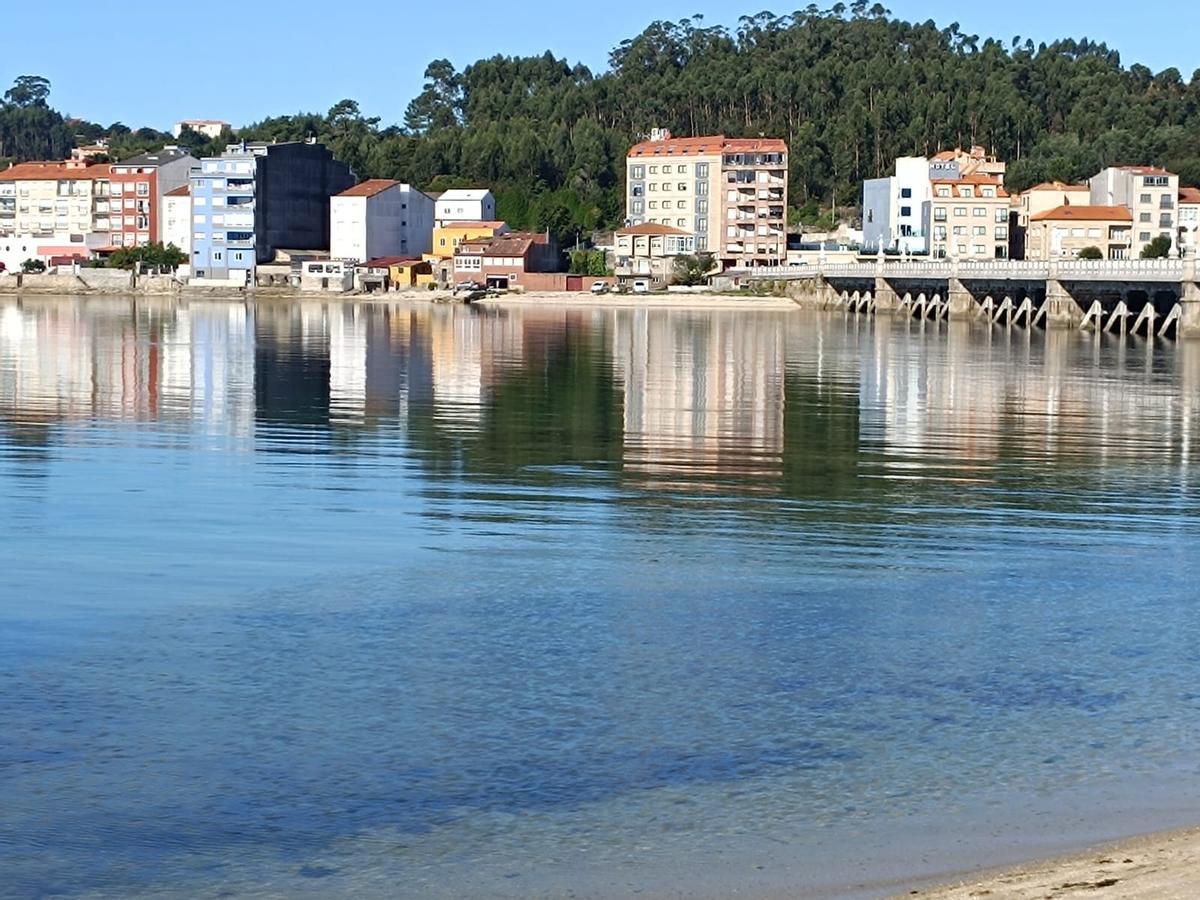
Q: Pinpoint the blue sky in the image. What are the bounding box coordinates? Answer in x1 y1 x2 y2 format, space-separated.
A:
2 0 1196 131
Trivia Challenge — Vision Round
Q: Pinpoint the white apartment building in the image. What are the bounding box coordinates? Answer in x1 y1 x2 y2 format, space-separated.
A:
626 130 788 269
331 180 435 262
1089 166 1179 256
172 120 230 140
434 189 495 226
862 156 934 254
161 185 192 255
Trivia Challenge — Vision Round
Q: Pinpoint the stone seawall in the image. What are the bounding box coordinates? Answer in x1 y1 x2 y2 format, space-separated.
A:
0 272 183 295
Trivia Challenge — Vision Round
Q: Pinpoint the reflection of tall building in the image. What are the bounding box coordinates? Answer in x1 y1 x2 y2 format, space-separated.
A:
0 299 257 440
329 305 367 425
430 308 483 428
612 309 786 488
853 319 1194 475
254 302 330 425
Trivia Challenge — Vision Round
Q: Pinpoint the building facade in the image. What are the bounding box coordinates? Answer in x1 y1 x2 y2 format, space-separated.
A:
429 221 508 258
331 179 434 262
0 159 111 268
1025 205 1132 260
1089 166 1179 256
172 120 230 139
434 189 495 225
1178 187 1200 258
862 156 935 254
613 223 694 286
927 176 1010 260
1010 181 1090 259
160 185 192 255
190 141 354 282
626 131 787 270
452 231 557 289
108 147 195 248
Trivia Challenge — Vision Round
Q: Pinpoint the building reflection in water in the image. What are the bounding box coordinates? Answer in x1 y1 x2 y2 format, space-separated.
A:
2 298 1198 492
612 308 787 489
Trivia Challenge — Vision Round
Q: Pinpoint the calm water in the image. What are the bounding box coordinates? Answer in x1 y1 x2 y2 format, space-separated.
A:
3 296 1200 899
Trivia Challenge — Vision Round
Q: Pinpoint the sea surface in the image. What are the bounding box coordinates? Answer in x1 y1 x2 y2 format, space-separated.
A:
3 296 1200 899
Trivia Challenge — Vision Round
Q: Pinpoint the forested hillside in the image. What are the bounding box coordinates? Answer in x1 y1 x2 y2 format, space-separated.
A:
4 5 1200 240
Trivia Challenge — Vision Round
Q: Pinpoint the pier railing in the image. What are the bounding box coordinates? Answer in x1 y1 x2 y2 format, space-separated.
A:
731 258 1193 284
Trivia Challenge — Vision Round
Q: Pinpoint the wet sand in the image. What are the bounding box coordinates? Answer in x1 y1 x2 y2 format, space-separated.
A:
904 826 1200 899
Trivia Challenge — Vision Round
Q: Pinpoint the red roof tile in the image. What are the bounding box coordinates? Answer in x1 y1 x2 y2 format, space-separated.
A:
337 179 399 198
617 223 690 236
628 134 787 157
0 161 110 181
164 184 190 197
1178 187 1200 205
1030 204 1132 222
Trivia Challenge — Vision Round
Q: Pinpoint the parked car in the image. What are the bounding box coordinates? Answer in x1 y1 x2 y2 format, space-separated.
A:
454 280 482 294
632 280 650 294
590 281 610 294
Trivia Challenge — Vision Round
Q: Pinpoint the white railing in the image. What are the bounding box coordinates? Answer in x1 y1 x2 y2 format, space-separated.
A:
735 257 1197 284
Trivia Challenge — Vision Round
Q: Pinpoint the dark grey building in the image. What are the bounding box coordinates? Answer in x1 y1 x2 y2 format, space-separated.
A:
191 140 355 282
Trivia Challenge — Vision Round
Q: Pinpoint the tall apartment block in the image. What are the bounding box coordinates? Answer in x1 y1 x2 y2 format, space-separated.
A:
1089 166 1179 257
190 140 354 282
626 130 788 269
108 146 195 248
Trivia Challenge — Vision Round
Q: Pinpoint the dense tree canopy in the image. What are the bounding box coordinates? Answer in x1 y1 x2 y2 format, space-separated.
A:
3 7 1200 242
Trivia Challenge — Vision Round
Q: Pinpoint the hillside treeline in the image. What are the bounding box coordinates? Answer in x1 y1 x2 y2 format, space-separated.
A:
4 6 1200 240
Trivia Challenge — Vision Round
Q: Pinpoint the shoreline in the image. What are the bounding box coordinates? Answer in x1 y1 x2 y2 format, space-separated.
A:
901 823 1200 899
0 285 800 310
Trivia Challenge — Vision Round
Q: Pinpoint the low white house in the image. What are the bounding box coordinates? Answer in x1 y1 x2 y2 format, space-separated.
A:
435 188 495 226
331 180 434 263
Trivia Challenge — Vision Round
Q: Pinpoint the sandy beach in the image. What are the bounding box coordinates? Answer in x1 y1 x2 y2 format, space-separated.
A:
904 826 1200 899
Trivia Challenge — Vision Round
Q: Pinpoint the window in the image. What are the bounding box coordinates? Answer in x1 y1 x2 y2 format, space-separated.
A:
194 196 207 206
676 218 686 228
937 187 950 198
697 198 708 214
934 225 946 240
973 225 986 236
995 226 1008 239
696 163 708 178
677 200 687 211
648 183 657 192
677 164 688 174
972 244 986 255
135 182 149 197
900 206 912 217
695 217 708 233
678 182 687 192
1140 212 1151 223
982 188 994 198
662 200 672 210
696 181 708 196
213 251 222 261
956 243 967 255
1160 215 1172 227
649 166 658 174
631 200 643 215
900 187 912 198
995 209 1008 223
954 206 966 217
953 225 966 236
648 201 658 210
973 207 986 217
1139 232 1151 241
1140 193 1152 204
934 208 947 222
960 186 975 198
193 231 204 242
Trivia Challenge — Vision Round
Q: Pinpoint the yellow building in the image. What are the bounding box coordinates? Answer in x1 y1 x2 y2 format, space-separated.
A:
429 220 509 259
1026 205 1132 260
390 258 433 287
